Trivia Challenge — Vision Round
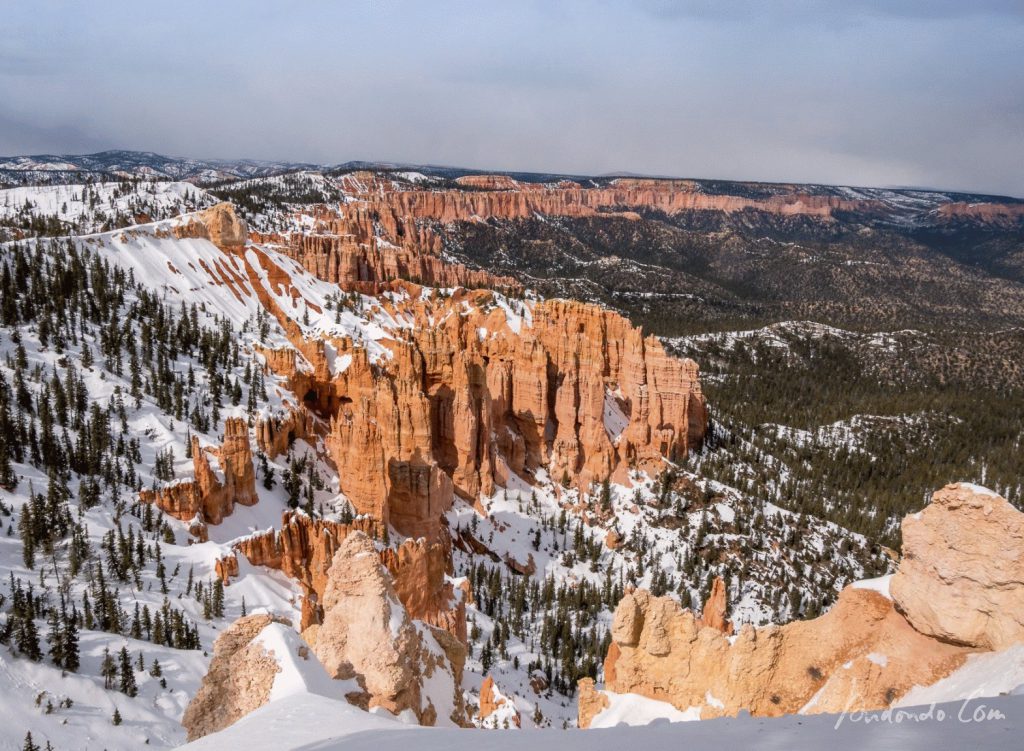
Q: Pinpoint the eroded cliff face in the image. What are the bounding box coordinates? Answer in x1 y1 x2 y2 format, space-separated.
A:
161 203 706 549
140 416 257 531
257 174 894 300
580 484 1024 726
256 288 706 541
591 585 967 724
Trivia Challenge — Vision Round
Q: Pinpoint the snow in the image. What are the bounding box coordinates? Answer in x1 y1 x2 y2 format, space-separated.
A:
896 644 1024 707
177 691 1024 750
252 622 356 703
603 389 630 443
852 575 893 600
589 691 701 728
958 483 1000 498
867 652 889 668
177 693 406 751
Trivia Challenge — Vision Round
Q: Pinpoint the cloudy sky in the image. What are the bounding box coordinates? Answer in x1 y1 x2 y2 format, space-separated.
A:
2 1 1022 194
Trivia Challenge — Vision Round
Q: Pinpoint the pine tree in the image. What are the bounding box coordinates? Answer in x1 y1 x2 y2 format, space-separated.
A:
18 504 34 569
61 602 79 672
118 646 137 697
22 732 39 751
101 647 117 689
111 707 122 726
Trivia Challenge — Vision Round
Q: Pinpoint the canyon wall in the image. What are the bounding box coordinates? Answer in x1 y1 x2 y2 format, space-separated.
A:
261 174 895 298
256 287 706 542
224 511 465 640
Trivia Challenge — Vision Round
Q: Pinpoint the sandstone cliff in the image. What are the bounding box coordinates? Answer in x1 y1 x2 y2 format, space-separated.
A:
161 204 707 547
261 176 891 302
257 288 706 541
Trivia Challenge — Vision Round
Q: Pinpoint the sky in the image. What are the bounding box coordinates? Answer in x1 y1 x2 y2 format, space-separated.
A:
1 0 1022 195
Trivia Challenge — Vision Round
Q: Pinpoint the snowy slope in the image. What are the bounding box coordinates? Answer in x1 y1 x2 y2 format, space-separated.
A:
177 689 1024 751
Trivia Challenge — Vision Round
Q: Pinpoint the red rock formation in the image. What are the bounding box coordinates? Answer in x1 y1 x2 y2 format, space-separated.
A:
700 576 731 634
229 511 465 640
353 177 881 228
587 586 969 725
140 417 257 526
935 201 1024 227
261 177 893 300
308 531 467 726
255 407 315 458
254 286 706 541
175 202 249 249
478 675 521 728
581 486 1024 726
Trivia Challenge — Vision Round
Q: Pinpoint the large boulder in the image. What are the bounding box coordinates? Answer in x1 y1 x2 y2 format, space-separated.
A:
182 614 292 741
891 483 1024 650
175 202 248 249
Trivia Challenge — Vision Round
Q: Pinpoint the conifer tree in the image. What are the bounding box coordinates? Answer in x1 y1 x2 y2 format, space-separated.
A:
118 646 137 697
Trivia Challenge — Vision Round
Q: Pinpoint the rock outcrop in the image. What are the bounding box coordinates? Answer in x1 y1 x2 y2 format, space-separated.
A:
699 576 731 634
577 677 610 729
477 675 521 728
307 532 467 726
588 586 968 725
175 202 249 249
182 613 291 741
891 483 1024 650
581 483 1024 726
140 417 257 528
257 288 706 542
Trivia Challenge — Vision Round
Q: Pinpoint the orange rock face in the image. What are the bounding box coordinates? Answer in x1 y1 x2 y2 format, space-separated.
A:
261 176 889 302
256 288 706 543
308 531 467 726
699 576 732 634
140 417 257 526
587 586 969 726
175 202 249 249
171 204 706 547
